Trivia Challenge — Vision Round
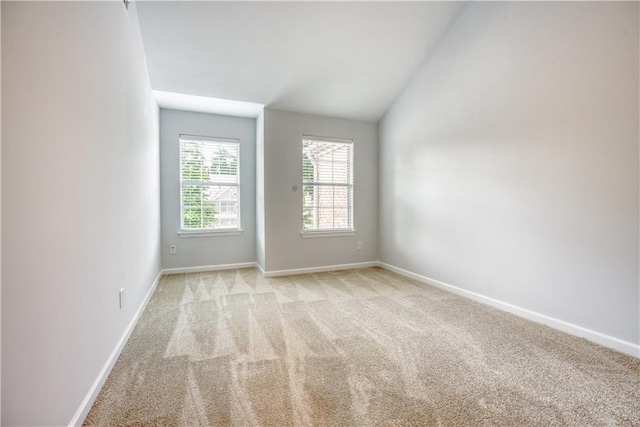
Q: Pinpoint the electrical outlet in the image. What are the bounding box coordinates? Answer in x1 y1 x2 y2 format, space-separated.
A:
169 245 177 255
119 288 125 309
357 241 363 250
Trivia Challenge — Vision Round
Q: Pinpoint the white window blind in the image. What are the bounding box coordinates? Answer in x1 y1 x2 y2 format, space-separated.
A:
302 136 354 231
179 135 240 231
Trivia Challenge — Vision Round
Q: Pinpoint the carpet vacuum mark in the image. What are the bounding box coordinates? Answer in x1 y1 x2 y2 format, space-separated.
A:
85 267 640 426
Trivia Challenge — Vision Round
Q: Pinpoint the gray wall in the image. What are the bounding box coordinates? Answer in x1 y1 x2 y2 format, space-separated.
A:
379 2 639 345
160 109 256 269
0 2 3 421
263 109 378 272
2 2 161 425
256 111 266 270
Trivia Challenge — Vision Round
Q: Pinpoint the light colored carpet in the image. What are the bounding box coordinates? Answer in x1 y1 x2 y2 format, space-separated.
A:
84 267 639 426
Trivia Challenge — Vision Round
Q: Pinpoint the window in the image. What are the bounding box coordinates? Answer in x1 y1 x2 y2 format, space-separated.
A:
179 135 240 232
302 136 354 233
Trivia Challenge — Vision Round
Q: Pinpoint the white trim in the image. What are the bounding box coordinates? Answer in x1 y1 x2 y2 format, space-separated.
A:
255 262 266 275
302 134 353 144
262 261 377 278
178 229 243 238
377 261 640 359
68 270 163 427
180 181 239 187
162 262 256 275
179 135 241 233
301 136 355 232
302 182 352 187
300 230 355 238
179 134 239 144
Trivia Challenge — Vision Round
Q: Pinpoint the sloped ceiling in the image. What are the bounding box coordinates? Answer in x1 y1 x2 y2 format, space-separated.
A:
137 1 464 122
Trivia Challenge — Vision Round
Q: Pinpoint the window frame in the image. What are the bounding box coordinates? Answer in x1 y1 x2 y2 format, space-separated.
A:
300 134 355 237
178 134 242 238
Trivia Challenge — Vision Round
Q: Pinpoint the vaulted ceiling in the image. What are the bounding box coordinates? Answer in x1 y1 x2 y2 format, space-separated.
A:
137 2 464 122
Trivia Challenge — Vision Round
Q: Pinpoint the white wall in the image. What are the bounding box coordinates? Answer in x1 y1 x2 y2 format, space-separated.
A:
2 2 161 425
263 109 377 272
379 2 639 346
160 109 256 269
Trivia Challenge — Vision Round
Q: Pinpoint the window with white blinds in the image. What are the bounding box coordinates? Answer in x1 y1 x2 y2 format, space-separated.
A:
179 135 240 231
302 136 354 232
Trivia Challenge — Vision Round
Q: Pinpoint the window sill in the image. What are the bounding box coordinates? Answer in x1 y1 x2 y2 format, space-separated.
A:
178 229 243 238
300 230 356 239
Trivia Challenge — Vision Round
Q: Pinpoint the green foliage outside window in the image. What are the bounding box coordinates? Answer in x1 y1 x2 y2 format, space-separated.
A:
211 149 238 176
302 143 315 228
181 141 218 229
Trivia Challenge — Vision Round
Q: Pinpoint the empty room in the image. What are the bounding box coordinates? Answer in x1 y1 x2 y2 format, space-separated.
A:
1 1 639 426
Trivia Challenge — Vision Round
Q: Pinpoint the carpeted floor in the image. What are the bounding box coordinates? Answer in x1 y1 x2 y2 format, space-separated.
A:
84 267 640 426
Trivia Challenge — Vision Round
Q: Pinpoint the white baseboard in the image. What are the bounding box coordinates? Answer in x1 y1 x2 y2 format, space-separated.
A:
263 261 378 277
68 270 163 427
255 262 266 275
162 262 256 275
378 262 639 359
